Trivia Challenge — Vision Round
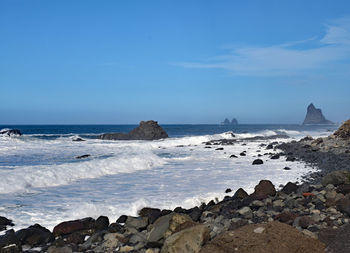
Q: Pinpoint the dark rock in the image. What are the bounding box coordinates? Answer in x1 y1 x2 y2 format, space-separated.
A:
240 152 246 156
187 207 202 222
145 241 163 249
116 215 128 223
286 157 296 162
228 219 248 231
322 170 350 186
334 119 350 139
233 188 248 199
302 103 334 125
274 212 297 225
100 120 168 140
266 144 273 150
337 184 350 195
0 129 22 136
336 198 350 216
0 217 14 231
125 216 148 230
16 224 54 247
252 180 276 200
215 147 224 150
283 167 291 170
95 216 109 231
108 223 123 233
270 154 280 160
72 137 85 142
138 207 161 224
53 217 95 237
174 207 186 213
229 154 238 158
0 230 21 252
64 232 85 245
75 154 90 159
282 182 298 194
298 216 314 229
225 188 232 193
160 209 172 216
252 159 263 165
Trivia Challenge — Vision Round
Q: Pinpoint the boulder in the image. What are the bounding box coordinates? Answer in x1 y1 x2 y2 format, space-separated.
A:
15 224 54 246
321 170 350 186
281 182 298 194
199 221 325 253
233 188 248 199
95 216 109 231
302 103 334 125
336 184 350 195
53 217 95 237
334 119 350 139
100 120 168 140
336 197 350 216
125 216 148 230
0 230 21 252
252 159 263 165
252 180 276 200
0 217 14 231
321 223 350 253
161 225 210 253
138 207 161 224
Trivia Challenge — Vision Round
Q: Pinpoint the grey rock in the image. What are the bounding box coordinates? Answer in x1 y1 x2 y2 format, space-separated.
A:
125 216 148 230
302 103 334 125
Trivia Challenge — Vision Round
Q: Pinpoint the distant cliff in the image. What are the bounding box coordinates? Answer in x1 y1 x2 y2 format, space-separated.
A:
222 118 238 125
302 103 334 125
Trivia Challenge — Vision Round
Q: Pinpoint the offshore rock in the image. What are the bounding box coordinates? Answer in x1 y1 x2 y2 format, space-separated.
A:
0 128 22 136
302 103 334 125
100 120 168 140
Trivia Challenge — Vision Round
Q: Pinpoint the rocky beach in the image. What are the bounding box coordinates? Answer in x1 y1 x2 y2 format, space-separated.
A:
0 120 349 253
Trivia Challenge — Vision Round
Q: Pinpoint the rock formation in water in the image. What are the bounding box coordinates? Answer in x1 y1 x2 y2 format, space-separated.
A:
302 103 334 125
0 129 22 136
100 120 168 140
222 118 238 125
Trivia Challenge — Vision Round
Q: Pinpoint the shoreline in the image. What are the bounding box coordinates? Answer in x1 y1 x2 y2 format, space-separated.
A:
1 125 350 252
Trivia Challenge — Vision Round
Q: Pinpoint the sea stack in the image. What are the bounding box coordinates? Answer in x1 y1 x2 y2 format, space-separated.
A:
100 120 168 140
302 103 334 125
222 118 238 125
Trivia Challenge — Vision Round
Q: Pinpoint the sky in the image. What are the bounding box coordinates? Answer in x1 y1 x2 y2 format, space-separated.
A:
1 0 350 124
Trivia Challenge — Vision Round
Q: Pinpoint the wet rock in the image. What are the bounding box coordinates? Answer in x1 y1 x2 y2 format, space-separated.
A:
100 120 168 140
108 222 123 233
72 137 85 142
187 207 202 222
252 159 263 165
286 156 296 162
229 154 237 158
283 166 291 170
95 216 109 231
0 129 22 136
53 217 95 237
240 151 246 156
0 230 21 252
199 221 325 253
252 180 276 200
281 182 298 194
225 188 232 193
266 144 273 150
16 224 54 246
0 217 14 231
270 154 280 159
139 208 161 224
215 147 224 151
117 215 128 223
161 225 210 253
75 154 91 159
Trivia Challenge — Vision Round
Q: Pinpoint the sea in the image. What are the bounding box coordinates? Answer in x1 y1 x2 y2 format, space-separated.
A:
0 124 338 231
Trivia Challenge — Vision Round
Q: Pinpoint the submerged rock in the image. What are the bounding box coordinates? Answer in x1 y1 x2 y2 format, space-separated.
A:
0 128 22 136
302 103 334 125
100 120 168 140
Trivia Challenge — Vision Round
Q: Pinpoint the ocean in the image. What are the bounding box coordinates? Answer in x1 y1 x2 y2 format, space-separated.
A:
0 124 338 231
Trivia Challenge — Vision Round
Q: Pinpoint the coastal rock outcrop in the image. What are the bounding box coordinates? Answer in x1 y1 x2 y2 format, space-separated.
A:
100 120 168 140
0 128 22 136
302 103 334 125
221 118 238 125
334 119 350 139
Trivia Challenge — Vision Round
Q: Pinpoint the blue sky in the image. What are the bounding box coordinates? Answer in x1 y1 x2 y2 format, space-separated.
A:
1 0 350 124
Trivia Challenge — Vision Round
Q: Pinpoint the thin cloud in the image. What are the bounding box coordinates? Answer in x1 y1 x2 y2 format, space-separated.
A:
177 18 350 76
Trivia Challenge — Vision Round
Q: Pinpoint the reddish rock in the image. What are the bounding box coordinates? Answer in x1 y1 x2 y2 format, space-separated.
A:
53 218 95 237
274 212 297 225
302 192 315 197
252 180 276 200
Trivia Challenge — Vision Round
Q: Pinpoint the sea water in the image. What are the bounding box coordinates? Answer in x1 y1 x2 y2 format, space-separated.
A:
0 124 337 230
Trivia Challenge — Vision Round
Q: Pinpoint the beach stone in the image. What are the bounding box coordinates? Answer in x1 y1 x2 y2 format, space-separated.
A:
281 182 298 194
229 155 237 158
117 215 128 223
237 207 252 219
199 221 325 253
53 218 95 236
125 216 148 230
336 198 350 216
102 233 126 249
64 231 85 245
270 154 280 159
283 166 291 170
233 188 248 199
299 216 315 229
252 159 263 165
240 151 246 156
47 246 73 253
15 223 54 246
321 170 350 187
161 224 210 253
274 212 297 224
252 180 276 200
139 207 161 224
286 156 296 162
108 222 123 233
95 216 109 231
266 144 273 150
337 184 350 195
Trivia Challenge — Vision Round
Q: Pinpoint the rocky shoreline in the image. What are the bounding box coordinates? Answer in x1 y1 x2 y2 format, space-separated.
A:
1 121 350 253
